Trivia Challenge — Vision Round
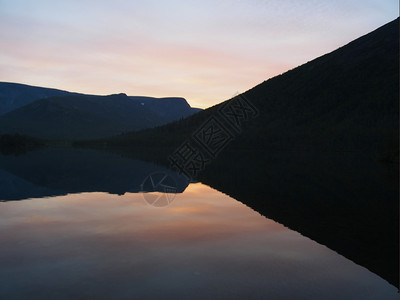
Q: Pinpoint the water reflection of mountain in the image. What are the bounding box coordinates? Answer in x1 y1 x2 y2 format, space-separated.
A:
0 148 397 289
197 149 399 288
0 148 188 201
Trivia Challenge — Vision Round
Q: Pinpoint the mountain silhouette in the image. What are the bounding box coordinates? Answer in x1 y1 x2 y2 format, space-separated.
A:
0 82 72 115
130 96 201 120
0 85 201 139
89 18 398 155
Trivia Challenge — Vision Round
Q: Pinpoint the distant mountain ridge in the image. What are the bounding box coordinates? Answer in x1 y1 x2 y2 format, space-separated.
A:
130 96 201 120
0 83 201 139
0 82 72 115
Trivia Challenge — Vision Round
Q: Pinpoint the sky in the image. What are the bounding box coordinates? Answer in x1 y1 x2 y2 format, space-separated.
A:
0 1 398 108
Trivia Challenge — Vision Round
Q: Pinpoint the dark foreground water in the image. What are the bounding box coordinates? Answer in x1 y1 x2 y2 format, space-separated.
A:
0 149 397 299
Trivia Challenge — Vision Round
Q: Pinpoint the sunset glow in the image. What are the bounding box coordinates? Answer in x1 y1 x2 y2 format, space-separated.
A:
0 0 397 108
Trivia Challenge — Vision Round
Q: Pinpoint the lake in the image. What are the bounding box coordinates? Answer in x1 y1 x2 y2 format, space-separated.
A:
0 148 398 299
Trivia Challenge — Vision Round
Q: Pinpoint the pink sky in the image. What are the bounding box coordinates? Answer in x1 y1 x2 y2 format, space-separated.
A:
0 0 398 108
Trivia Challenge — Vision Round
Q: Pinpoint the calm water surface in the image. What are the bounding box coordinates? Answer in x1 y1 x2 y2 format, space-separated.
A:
0 182 397 299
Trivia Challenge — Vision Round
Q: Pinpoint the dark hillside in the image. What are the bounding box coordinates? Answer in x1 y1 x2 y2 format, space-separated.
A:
86 18 398 156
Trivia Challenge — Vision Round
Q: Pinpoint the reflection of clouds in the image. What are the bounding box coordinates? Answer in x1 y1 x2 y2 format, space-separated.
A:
0 183 282 246
166 206 213 214
0 183 397 299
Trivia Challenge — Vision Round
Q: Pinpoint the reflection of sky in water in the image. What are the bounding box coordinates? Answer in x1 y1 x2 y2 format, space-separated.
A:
0 183 397 299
